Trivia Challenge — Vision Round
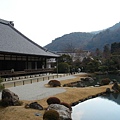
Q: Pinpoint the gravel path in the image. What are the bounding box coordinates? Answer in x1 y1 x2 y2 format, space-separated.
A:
0 75 77 100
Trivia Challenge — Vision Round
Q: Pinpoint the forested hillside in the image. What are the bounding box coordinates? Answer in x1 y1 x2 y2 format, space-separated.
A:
86 27 120 51
45 32 94 51
44 22 120 52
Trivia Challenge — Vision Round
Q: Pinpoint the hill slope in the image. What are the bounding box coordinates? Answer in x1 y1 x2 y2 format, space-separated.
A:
87 25 120 51
45 32 94 52
45 22 120 52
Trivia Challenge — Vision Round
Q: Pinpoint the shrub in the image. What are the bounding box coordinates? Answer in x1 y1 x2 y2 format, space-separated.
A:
58 62 70 73
0 77 4 92
0 100 3 106
43 110 59 120
48 80 61 87
0 78 2 83
47 97 61 105
101 78 111 85
0 85 4 92
60 102 72 111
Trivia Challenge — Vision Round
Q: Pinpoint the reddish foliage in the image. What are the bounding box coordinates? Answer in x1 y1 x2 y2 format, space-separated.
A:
47 97 61 105
43 110 59 120
48 80 61 87
101 78 111 85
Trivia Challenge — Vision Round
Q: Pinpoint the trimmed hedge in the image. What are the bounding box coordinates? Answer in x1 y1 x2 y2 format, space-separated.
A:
47 97 61 105
0 77 4 92
48 80 61 87
43 110 59 120
101 78 111 85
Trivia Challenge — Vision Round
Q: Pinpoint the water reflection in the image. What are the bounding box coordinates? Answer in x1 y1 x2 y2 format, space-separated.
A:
101 93 120 105
72 93 120 120
71 74 120 87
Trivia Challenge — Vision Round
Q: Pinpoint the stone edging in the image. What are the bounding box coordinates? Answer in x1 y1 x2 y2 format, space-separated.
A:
71 91 107 106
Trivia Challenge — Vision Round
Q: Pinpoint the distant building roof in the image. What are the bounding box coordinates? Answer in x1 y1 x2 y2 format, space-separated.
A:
0 19 59 57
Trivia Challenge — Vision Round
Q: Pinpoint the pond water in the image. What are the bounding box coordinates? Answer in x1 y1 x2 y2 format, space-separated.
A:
72 93 120 120
95 74 120 83
75 74 120 87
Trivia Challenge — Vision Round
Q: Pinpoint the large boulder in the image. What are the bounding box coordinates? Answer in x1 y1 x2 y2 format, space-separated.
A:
28 102 43 110
47 104 72 120
81 77 94 84
60 102 72 111
1 89 19 106
112 82 120 93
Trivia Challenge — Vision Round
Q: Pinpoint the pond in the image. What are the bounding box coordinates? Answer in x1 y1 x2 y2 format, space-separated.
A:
72 93 120 120
93 74 119 86
74 74 120 87
95 74 120 83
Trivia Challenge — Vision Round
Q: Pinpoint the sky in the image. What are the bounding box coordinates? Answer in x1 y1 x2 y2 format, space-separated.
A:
0 0 120 47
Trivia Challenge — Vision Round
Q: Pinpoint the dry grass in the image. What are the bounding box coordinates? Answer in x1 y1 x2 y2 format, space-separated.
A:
0 73 112 120
0 106 45 120
60 73 89 86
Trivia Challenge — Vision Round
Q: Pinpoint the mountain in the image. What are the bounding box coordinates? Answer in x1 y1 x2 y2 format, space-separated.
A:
87 22 120 51
45 32 94 52
109 22 120 31
44 22 120 52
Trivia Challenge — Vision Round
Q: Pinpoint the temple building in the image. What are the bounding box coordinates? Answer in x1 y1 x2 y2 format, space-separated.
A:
0 19 59 78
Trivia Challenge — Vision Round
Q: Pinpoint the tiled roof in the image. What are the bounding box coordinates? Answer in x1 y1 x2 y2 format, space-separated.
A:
0 19 59 57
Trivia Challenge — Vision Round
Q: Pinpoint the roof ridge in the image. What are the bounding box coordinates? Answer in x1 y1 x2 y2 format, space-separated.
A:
0 18 59 57
0 18 10 24
0 18 48 52
0 18 14 27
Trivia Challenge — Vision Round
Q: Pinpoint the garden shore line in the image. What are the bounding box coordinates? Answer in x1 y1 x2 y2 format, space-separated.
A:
0 73 112 120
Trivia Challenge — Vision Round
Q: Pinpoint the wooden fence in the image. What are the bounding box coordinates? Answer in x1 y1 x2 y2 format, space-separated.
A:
1 73 69 88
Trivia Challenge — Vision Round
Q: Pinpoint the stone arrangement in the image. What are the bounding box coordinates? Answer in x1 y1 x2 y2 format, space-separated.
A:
25 102 43 110
44 97 72 120
0 79 120 120
1 89 19 106
47 104 72 120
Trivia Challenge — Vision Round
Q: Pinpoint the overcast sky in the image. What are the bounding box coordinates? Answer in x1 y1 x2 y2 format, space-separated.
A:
0 0 120 47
